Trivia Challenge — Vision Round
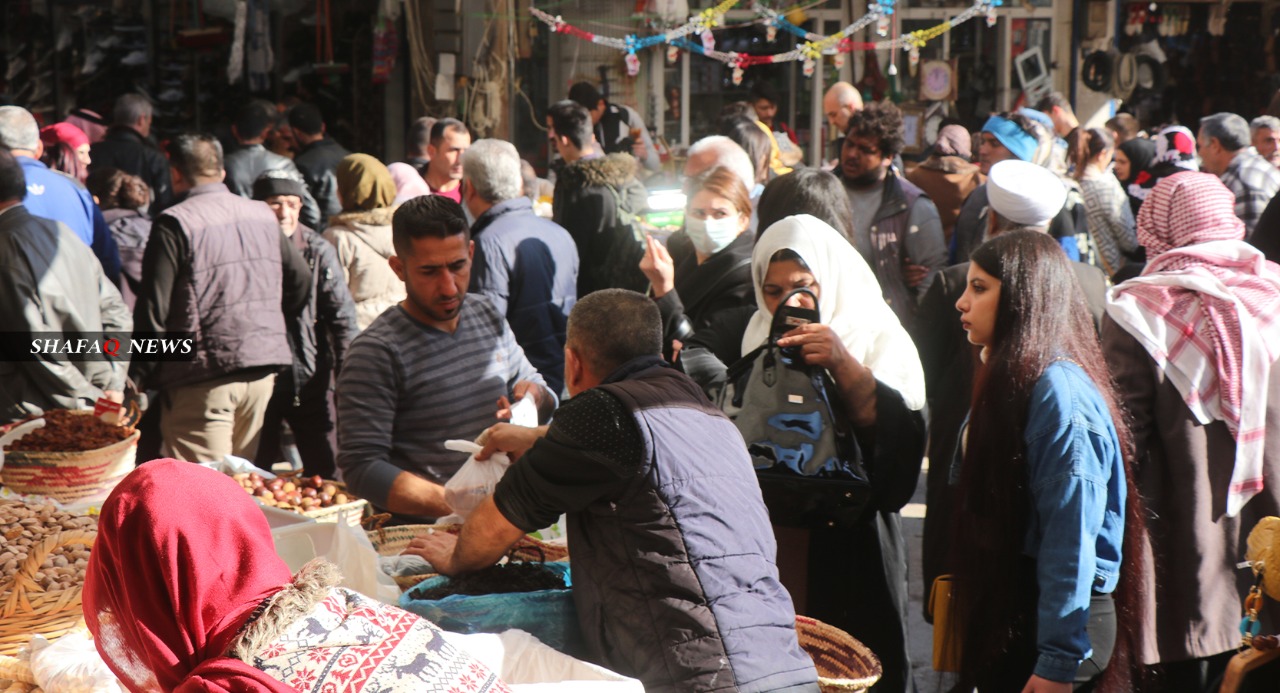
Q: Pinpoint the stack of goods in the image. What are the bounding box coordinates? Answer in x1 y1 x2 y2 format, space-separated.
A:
230 471 367 525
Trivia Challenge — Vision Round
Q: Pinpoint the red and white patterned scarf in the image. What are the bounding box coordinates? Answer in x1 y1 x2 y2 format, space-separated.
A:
1108 173 1280 516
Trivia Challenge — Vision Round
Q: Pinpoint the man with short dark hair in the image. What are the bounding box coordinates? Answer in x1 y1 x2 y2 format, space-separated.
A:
0 150 132 420
1034 91 1080 139
548 100 647 297
407 288 820 693
836 101 946 332
750 81 798 146
335 195 555 520
567 81 659 173
463 139 578 394
1199 112 1280 235
89 93 172 214
252 171 358 477
224 100 321 228
131 133 311 462
422 118 470 204
289 103 350 226
405 116 436 175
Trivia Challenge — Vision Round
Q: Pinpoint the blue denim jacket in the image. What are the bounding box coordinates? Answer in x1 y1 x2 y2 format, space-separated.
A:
1023 361 1126 682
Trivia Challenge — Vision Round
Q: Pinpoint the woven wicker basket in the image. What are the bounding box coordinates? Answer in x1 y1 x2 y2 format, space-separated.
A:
268 471 368 527
0 529 95 656
1 413 139 504
796 615 882 692
366 522 570 590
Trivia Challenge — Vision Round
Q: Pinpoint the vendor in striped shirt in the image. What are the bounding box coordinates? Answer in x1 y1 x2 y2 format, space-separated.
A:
335 194 555 521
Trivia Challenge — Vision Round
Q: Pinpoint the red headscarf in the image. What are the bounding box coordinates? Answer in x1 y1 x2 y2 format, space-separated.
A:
40 122 90 152
83 460 297 692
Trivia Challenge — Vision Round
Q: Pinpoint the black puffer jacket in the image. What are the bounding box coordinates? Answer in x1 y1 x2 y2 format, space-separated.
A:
552 153 648 297
285 226 359 397
89 127 173 215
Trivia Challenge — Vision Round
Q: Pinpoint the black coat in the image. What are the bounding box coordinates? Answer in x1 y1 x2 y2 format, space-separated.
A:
89 127 173 216
552 153 649 297
679 306 926 693
286 226 359 397
654 229 754 350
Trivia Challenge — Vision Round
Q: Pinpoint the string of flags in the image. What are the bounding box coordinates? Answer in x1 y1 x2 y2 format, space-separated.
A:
530 0 1002 84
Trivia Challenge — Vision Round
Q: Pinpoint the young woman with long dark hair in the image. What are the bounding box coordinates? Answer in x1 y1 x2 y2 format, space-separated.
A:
951 229 1145 692
1068 128 1138 279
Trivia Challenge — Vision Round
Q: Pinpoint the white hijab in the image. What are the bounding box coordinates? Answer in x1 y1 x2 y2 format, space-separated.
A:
742 214 927 412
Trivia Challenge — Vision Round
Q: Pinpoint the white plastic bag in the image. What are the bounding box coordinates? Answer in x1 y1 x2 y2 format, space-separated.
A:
441 440 512 523
270 512 401 604
442 629 643 692
28 632 125 693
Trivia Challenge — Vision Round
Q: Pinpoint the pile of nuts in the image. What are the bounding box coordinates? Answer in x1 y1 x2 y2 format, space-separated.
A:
232 473 353 514
0 501 95 593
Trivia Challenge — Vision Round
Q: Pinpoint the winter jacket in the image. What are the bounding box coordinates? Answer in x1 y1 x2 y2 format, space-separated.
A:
17 156 121 286
323 206 406 330
89 126 173 215
133 183 299 391
224 143 323 229
0 205 132 421
654 230 754 350
552 153 649 297
295 136 351 226
285 226 359 397
470 197 578 394
102 208 151 311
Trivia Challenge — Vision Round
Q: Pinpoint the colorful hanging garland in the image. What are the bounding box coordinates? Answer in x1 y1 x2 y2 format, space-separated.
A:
530 0 1000 82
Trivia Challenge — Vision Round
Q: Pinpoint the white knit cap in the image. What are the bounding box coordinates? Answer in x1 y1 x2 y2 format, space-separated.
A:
986 159 1067 227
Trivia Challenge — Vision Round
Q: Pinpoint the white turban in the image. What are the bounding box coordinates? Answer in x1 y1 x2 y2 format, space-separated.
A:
986 159 1067 227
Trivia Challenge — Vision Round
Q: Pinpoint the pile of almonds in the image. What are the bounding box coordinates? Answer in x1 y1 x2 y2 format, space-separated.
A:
232 473 354 514
0 501 95 594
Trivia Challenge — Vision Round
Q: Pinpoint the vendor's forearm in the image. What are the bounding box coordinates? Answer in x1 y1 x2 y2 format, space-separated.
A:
384 470 451 518
452 496 527 573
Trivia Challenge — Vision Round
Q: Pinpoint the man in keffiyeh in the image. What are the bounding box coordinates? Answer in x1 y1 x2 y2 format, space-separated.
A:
1101 172 1280 687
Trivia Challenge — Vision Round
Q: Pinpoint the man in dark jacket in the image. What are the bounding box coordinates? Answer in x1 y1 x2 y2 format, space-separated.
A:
289 103 350 226
409 289 820 693
224 100 321 229
837 101 947 334
88 94 173 216
463 139 577 394
0 150 132 421
251 171 358 477
130 133 310 463
0 106 121 286
548 100 648 297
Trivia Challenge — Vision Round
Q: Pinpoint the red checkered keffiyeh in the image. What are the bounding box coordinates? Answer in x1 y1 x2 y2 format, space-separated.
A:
1108 173 1280 516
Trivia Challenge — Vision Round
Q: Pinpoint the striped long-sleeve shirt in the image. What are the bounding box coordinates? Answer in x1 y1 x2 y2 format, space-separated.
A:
335 297 547 509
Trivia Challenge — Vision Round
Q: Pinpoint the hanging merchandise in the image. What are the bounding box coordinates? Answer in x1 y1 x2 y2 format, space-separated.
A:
372 13 397 85
228 0 247 84
246 0 273 91
1081 51 1114 93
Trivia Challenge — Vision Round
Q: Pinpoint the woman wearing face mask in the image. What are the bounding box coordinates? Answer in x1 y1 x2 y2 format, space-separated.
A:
639 166 755 353
950 230 1145 692
680 214 927 693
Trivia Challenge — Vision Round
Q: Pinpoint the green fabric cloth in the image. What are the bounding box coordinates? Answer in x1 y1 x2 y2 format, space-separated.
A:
336 153 396 211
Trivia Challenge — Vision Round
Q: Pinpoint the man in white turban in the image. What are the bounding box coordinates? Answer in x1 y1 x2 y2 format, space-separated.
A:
986 159 1068 234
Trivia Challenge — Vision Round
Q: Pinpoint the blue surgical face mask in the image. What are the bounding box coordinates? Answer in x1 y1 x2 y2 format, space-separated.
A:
685 214 741 255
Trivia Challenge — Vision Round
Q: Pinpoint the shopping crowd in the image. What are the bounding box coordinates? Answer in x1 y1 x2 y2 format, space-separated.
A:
3 80 1280 693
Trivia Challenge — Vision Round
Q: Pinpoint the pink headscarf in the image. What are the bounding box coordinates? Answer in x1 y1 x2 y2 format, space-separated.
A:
388 162 432 206
41 122 90 152
1109 173 1280 515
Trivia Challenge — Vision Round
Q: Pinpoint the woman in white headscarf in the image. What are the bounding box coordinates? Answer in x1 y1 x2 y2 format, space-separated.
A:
681 214 926 693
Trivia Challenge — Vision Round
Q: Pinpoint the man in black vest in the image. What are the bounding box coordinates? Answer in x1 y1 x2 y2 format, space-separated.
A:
131 133 310 463
407 289 819 693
